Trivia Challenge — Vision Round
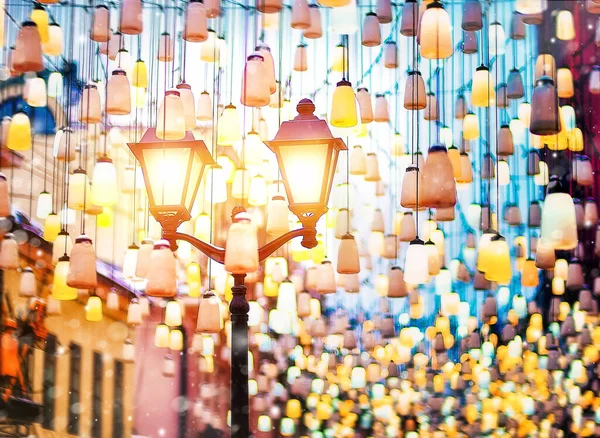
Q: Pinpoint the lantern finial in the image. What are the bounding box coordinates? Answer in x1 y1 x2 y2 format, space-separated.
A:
296 98 316 118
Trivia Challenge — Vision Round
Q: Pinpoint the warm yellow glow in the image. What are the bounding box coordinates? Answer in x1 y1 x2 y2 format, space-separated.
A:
52 258 77 300
85 296 103 322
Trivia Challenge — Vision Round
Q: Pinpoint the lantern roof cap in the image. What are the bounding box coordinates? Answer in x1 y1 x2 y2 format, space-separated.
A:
265 98 346 148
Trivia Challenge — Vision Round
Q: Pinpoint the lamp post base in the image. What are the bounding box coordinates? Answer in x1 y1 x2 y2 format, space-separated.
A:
230 273 250 438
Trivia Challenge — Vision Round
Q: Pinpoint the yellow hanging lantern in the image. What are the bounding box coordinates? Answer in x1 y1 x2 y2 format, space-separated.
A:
52 256 78 300
85 296 103 322
7 112 32 151
330 80 358 128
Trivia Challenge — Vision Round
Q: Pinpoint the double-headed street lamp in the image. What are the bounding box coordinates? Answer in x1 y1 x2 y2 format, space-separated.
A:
128 98 347 437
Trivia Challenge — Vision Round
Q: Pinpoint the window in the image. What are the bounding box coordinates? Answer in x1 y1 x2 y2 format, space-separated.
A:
42 334 57 430
67 343 81 435
112 360 124 438
91 352 103 438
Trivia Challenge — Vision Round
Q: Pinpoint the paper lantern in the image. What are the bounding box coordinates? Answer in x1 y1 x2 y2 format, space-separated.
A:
557 68 574 98
420 1 453 59
535 54 556 82
330 80 358 128
0 234 18 269
420 144 456 208
507 69 525 99
158 32 173 62
510 10 526 40
106 69 132 115
120 0 143 34
589 66 600 94
293 44 308 72
52 256 77 300
484 235 512 285
91 157 118 206
472 65 495 107
374 94 390 122
90 4 110 42
145 240 178 297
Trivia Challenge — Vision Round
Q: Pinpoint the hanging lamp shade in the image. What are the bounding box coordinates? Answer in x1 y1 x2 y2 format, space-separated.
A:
556 10 575 41
127 128 214 231
52 256 77 300
135 238 154 279
158 32 173 61
304 5 322 39
106 69 131 115
156 90 186 140
420 144 456 208
44 214 61 243
447 146 462 178
404 239 429 285
424 93 438 121
26 77 47 107
91 157 118 207
507 69 525 99
362 13 381 47
19 267 37 298
374 94 390 122
176 82 196 131
0 234 19 270
43 22 62 56
249 175 268 206
535 54 556 82
472 65 495 107
337 234 360 274
291 0 310 30
350 145 367 175
462 0 483 31
7 112 31 151
376 0 392 23
0 174 10 218
79 84 102 124
91 5 110 42
293 44 308 72
455 95 467 119
145 240 177 297
330 80 358 128
30 4 50 45
488 22 506 56
85 296 102 322
164 300 182 327
131 59 148 89
509 13 526 40
67 168 90 210
184 0 208 42
456 153 473 184
462 30 478 54
498 125 514 156
47 71 63 98
197 292 222 333
266 195 290 236
225 212 259 274
241 53 270 107
196 91 212 121
218 104 242 145
365 153 381 182
120 0 143 34
530 75 560 136
66 235 97 289
589 66 600 94
400 0 418 37
557 68 574 98
541 177 578 250
400 166 423 210
420 1 453 59
356 88 374 123
13 21 44 73
462 112 479 140
316 260 336 294
383 41 398 68
404 71 426 110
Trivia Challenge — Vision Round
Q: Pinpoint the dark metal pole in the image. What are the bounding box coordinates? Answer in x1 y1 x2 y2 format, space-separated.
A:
229 273 250 438
178 325 188 438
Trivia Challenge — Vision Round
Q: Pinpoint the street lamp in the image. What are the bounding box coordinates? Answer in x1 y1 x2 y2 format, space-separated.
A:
128 98 346 438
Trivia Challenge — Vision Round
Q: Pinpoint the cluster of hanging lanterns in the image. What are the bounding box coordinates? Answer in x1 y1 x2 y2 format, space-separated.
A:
1 0 600 435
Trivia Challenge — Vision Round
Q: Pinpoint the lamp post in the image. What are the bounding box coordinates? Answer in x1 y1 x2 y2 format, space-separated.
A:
128 98 346 437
